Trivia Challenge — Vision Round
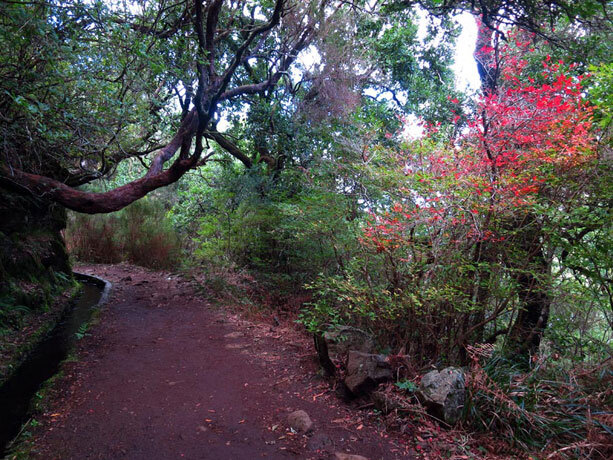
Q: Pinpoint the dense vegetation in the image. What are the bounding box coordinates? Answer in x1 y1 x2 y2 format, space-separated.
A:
2 0 612 457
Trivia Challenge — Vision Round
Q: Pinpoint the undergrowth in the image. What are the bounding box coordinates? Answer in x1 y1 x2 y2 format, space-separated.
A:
465 345 613 459
65 198 182 270
186 259 310 325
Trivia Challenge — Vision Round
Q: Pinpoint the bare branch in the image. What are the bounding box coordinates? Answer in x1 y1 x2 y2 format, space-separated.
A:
219 22 314 101
212 0 285 106
205 130 253 168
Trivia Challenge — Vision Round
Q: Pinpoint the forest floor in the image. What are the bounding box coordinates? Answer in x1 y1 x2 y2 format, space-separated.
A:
19 264 419 460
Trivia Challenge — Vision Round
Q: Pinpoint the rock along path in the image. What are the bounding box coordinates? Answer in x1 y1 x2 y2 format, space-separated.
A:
26 264 414 460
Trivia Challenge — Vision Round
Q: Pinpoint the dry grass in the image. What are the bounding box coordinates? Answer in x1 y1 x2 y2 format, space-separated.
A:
465 345 613 459
65 200 182 270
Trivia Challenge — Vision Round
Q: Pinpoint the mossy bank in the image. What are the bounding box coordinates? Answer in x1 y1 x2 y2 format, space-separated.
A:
0 185 75 384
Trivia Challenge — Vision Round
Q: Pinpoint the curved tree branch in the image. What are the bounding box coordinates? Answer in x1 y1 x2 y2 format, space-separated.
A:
205 130 253 168
146 109 199 177
1 154 199 214
2 110 201 213
0 0 315 214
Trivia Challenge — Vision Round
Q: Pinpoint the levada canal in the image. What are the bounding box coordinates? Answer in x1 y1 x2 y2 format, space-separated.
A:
0 273 110 455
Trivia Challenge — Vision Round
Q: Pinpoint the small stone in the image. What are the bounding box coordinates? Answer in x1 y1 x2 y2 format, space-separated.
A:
224 331 242 339
306 432 333 451
287 409 313 433
334 453 369 460
371 390 402 414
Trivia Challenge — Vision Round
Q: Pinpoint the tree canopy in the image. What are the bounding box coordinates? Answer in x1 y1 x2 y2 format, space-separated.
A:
2 0 609 211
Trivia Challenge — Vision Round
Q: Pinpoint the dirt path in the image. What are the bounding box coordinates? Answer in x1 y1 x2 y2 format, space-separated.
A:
26 264 414 460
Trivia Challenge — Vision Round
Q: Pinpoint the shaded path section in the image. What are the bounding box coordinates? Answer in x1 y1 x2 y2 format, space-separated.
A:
28 265 412 459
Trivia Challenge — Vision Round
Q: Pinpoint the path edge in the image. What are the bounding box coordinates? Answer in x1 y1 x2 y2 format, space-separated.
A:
73 272 112 306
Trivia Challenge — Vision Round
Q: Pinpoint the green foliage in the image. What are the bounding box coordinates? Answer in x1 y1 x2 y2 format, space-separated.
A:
0 270 74 333
395 379 418 392
354 7 462 123
588 62 613 131
0 1 172 178
170 159 358 282
75 322 90 340
0 298 31 332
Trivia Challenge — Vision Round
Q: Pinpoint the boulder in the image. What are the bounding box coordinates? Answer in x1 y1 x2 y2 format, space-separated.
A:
324 326 375 357
287 410 313 433
344 351 392 396
416 367 465 425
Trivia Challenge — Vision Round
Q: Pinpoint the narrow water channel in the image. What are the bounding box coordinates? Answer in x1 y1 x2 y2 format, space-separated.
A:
0 278 107 455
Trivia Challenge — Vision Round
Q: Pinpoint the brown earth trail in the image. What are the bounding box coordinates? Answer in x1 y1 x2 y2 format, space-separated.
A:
25 264 414 460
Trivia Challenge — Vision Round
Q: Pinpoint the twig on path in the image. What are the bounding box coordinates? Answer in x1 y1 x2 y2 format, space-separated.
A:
6 417 32 450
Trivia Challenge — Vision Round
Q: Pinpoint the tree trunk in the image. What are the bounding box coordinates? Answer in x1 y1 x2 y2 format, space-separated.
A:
507 217 551 360
313 333 336 377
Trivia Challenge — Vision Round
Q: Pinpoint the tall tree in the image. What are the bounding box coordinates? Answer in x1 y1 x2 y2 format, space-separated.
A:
467 5 611 358
0 0 319 212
